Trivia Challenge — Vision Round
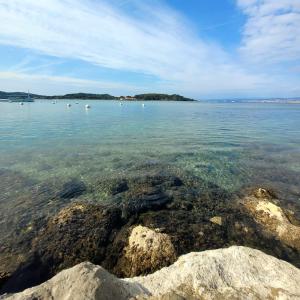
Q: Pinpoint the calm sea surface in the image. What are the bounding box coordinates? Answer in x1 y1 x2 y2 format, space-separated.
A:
0 100 300 241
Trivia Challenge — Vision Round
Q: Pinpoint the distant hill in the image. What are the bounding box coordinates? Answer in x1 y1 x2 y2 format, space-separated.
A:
0 91 196 101
0 91 39 100
134 93 195 101
0 91 37 102
42 93 116 100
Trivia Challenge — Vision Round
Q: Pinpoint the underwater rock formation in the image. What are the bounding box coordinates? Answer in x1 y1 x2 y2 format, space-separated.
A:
3 247 300 300
55 179 86 199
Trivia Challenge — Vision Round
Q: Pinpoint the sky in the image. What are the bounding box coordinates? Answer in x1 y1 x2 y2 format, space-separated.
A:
0 0 299 99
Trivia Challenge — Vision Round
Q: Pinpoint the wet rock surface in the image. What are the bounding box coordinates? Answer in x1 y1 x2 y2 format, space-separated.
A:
1 171 300 295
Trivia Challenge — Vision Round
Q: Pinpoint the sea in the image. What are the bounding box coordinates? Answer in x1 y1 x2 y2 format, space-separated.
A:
0 100 300 247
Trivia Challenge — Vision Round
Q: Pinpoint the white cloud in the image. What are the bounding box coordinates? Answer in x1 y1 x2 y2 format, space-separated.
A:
0 0 205 81
0 0 299 97
238 0 300 64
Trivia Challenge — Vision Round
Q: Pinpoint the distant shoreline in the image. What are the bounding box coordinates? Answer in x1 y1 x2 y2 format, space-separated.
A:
2 98 300 104
1 91 300 103
0 92 196 102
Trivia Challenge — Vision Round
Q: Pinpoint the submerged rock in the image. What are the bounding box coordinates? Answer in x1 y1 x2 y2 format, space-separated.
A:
209 216 222 226
3 246 300 300
121 187 172 218
56 179 86 199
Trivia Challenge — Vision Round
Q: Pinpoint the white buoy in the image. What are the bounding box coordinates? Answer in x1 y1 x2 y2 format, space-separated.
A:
67 103 71 107
142 103 145 107
85 104 91 109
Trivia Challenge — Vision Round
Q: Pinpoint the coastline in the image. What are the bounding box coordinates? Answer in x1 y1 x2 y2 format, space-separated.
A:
0 92 196 102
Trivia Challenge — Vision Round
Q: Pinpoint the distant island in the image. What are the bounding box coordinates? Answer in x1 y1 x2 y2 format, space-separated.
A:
132 94 194 101
0 91 196 102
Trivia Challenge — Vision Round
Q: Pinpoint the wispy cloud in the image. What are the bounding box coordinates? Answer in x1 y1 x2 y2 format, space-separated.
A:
0 0 299 97
0 71 141 95
238 0 300 64
7 56 63 74
0 0 202 80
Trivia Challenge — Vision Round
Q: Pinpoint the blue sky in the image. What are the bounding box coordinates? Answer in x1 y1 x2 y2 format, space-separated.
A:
0 0 299 99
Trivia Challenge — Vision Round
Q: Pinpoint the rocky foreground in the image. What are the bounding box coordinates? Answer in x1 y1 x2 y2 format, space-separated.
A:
2 246 300 300
0 169 300 297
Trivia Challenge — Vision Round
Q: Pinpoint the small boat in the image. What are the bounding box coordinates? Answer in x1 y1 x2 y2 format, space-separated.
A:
85 104 91 109
67 103 71 107
20 102 24 106
27 91 31 102
142 103 145 107
76 102 79 104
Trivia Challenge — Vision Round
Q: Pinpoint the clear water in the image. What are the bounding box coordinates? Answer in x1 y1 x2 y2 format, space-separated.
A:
0 100 300 239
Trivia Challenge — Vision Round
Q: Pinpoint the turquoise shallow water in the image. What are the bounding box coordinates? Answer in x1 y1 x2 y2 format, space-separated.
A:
0 99 300 236
1 100 300 196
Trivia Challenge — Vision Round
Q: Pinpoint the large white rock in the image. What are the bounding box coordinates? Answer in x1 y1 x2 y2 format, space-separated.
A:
2 246 300 300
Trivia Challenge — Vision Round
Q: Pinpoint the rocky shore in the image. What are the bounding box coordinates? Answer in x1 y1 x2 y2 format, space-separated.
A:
0 170 300 298
2 246 300 300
